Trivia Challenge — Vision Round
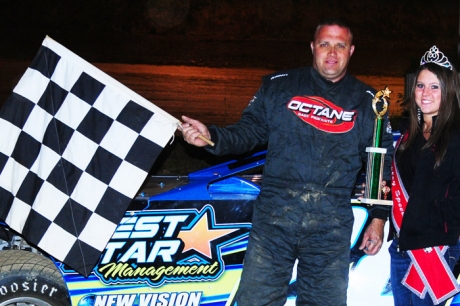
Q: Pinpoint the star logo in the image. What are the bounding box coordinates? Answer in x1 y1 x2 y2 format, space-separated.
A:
178 208 238 258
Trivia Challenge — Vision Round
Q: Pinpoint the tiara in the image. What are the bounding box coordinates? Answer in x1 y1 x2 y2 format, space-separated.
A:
420 45 452 70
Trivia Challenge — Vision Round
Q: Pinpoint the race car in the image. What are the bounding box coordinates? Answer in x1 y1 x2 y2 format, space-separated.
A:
1 143 459 306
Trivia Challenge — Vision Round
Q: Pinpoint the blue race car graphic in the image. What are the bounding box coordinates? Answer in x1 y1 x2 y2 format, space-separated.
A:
1 142 460 306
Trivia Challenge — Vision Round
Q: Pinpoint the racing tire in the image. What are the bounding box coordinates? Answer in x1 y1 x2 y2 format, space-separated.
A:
0 250 70 306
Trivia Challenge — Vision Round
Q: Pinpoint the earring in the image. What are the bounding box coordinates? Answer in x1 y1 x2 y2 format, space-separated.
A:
417 107 421 124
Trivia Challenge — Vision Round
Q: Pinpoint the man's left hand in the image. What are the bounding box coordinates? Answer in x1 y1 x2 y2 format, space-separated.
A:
359 218 385 255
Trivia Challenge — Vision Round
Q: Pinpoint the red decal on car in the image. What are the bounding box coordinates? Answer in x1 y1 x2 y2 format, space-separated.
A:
287 96 357 133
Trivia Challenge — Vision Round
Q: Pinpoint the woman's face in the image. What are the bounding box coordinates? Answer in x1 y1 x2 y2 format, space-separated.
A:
415 69 442 117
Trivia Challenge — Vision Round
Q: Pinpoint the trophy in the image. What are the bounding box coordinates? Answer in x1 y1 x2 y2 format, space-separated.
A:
360 87 392 206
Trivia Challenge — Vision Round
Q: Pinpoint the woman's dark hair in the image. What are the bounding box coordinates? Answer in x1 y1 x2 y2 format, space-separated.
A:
398 62 460 168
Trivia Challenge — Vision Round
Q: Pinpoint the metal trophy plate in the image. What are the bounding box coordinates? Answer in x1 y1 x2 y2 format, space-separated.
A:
360 87 393 206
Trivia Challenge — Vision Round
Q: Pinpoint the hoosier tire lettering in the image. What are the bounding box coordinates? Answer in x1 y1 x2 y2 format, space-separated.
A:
0 250 70 306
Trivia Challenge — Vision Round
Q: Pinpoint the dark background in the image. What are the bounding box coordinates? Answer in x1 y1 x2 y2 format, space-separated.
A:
1 0 458 76
1 0 459 174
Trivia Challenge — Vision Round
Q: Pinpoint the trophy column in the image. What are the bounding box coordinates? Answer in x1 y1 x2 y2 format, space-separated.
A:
360 87 392 206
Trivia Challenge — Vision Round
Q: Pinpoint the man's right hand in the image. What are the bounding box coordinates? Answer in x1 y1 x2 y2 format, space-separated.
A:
180 115 212 147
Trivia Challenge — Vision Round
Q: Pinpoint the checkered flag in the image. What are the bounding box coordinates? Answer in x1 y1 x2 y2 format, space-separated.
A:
0 36 179 276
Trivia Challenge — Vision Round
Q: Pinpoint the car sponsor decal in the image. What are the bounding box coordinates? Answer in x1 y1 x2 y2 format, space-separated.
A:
93 204 251 288
287 96 357 133
77 292 202 306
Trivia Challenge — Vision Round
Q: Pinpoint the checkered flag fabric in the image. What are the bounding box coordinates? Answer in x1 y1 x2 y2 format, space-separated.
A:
0 36 179 276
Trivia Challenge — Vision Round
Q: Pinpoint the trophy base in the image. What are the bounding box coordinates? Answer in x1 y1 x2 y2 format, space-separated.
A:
360 198 393 206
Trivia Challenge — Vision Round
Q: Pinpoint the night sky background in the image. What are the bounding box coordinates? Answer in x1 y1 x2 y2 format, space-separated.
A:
0 0 459 76
0 0 459 172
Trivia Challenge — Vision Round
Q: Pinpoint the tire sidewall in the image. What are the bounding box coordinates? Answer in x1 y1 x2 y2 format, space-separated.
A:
0 261 70 306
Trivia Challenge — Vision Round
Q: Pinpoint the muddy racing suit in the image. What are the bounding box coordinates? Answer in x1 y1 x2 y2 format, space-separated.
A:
206 67 394 305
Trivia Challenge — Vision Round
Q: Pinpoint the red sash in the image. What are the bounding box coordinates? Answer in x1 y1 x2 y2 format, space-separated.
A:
391 136 459 304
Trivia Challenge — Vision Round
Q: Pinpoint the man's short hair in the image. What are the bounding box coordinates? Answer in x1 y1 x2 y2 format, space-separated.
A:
313 18 353 44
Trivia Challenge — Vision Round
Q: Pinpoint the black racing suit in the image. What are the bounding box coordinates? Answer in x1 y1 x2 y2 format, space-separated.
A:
206 67 394 305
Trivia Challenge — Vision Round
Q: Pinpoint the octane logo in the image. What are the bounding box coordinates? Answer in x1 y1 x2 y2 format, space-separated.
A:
287 96 357 133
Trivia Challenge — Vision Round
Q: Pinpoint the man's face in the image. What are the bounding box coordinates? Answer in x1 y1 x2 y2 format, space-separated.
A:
310 25 355 82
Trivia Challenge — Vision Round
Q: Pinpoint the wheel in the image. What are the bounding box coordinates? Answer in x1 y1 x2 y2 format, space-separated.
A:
0 250 70 306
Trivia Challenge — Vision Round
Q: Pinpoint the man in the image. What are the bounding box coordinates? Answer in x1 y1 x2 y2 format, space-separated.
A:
180 18 393 305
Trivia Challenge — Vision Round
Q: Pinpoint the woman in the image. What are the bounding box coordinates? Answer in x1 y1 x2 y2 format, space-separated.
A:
390 46 460 305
